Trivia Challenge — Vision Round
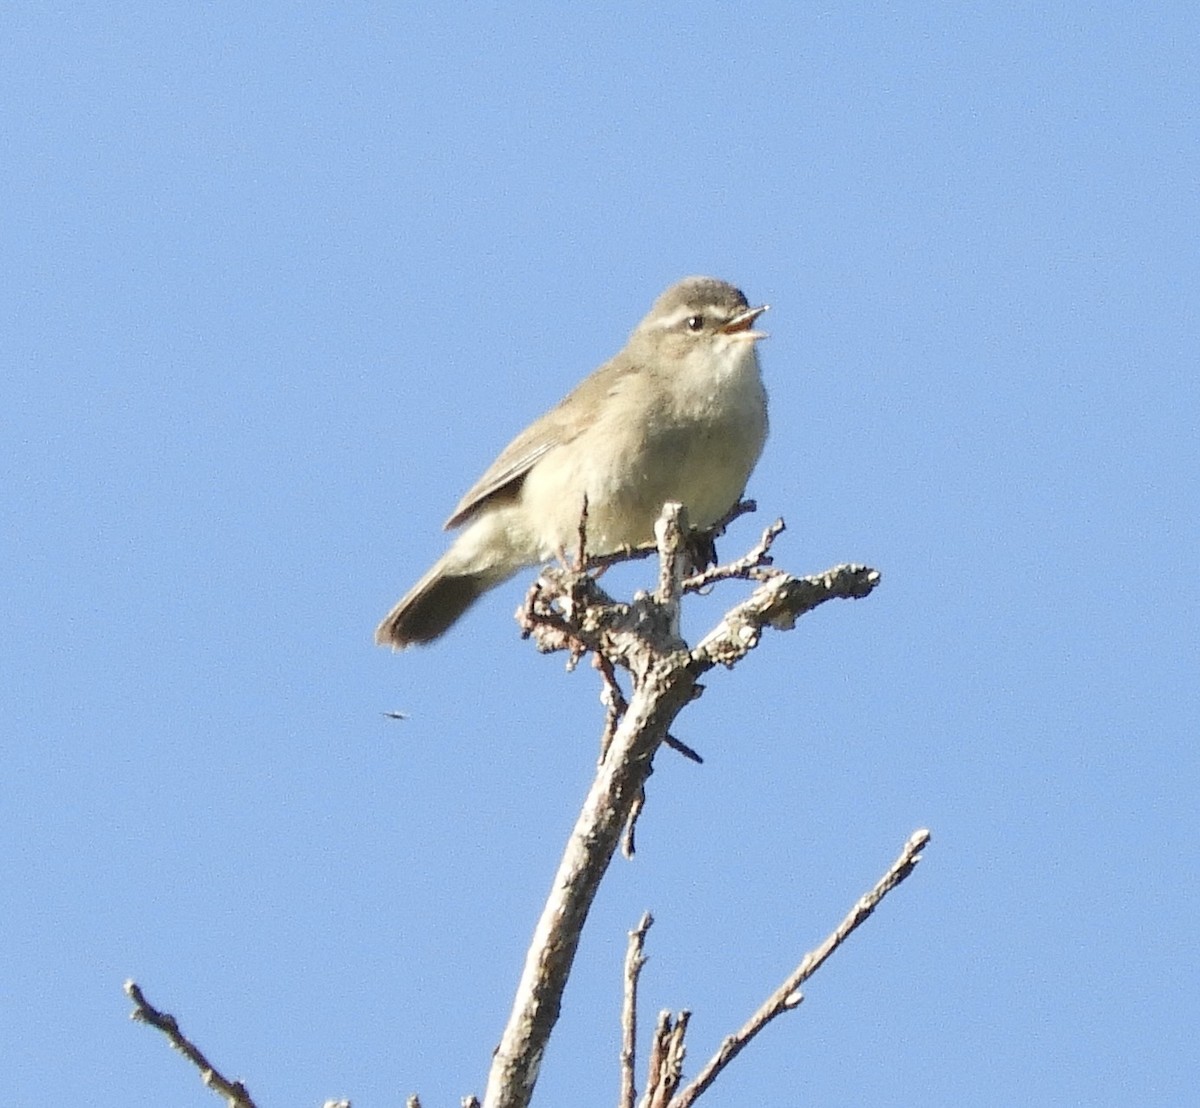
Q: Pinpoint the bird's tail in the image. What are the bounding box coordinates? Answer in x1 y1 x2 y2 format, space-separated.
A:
374 554 510 650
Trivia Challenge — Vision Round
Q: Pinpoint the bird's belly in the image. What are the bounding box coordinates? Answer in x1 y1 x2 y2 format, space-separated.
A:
521 393 767 557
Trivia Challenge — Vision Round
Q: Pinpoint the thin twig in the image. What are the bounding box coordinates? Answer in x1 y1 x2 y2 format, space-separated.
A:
683 518 785 592
622 786 646 859
706 496 758 537
598 657 702 766
667 828 932 1108
124 980 258 1108
639 1011 670 1108
586 499 759 573
639 1010 690 1108
662 734 702 763
595 653 627 762
621 913 654 1108
574 494 590 570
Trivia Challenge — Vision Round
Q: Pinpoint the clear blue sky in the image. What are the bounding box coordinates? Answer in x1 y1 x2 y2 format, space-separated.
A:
5 4 1197 1105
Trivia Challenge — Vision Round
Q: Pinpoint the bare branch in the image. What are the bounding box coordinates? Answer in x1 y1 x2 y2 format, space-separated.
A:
621 913 654 1108
124 980 259 1108
662 734 703 763
653 502 689 615
131 498 888 1108
585 499 759 574
692 563 881 671
667 828 932 1108
705 496 758 538
622 785 647 860
683 517 786 592
639 1010 691 1108
596 655 702 769
639 1010 669 1108
595 652 627 761
484 511 700 1108
491 508 881 1108
481 646 697 1106
574 493 590 570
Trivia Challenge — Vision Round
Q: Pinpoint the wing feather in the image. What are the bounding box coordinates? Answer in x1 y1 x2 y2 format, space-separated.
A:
444 430 558 529
443 354 638 530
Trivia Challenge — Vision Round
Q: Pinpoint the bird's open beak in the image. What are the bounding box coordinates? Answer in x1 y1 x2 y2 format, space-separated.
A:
721 303 770 339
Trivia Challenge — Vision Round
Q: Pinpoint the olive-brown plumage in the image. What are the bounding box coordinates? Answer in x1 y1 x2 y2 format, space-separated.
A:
376 277 769 649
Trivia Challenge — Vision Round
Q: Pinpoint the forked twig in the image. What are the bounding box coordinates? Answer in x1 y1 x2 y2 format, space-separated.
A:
683 517 785 591
585 499 759 573
493 507 883 1108
639 1010 690 1108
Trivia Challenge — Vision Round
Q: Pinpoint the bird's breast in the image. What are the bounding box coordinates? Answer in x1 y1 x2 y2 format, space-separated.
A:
520 348 767 556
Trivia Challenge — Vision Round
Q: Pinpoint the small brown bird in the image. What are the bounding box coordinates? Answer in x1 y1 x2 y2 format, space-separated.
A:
376 276 769 649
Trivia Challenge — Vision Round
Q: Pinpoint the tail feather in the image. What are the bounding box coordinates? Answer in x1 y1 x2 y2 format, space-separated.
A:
375 562 501 649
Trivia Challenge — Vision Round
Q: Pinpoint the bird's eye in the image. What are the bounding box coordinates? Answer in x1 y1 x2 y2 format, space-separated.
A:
686 314 705 332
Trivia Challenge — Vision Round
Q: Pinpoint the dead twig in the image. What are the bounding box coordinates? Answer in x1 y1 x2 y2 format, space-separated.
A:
585 499 759 573
124 980 258 1108
621 913 654 1108
683 517 786 592
692 563 881 671
639 1010 691 1108
667 828 932 1108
